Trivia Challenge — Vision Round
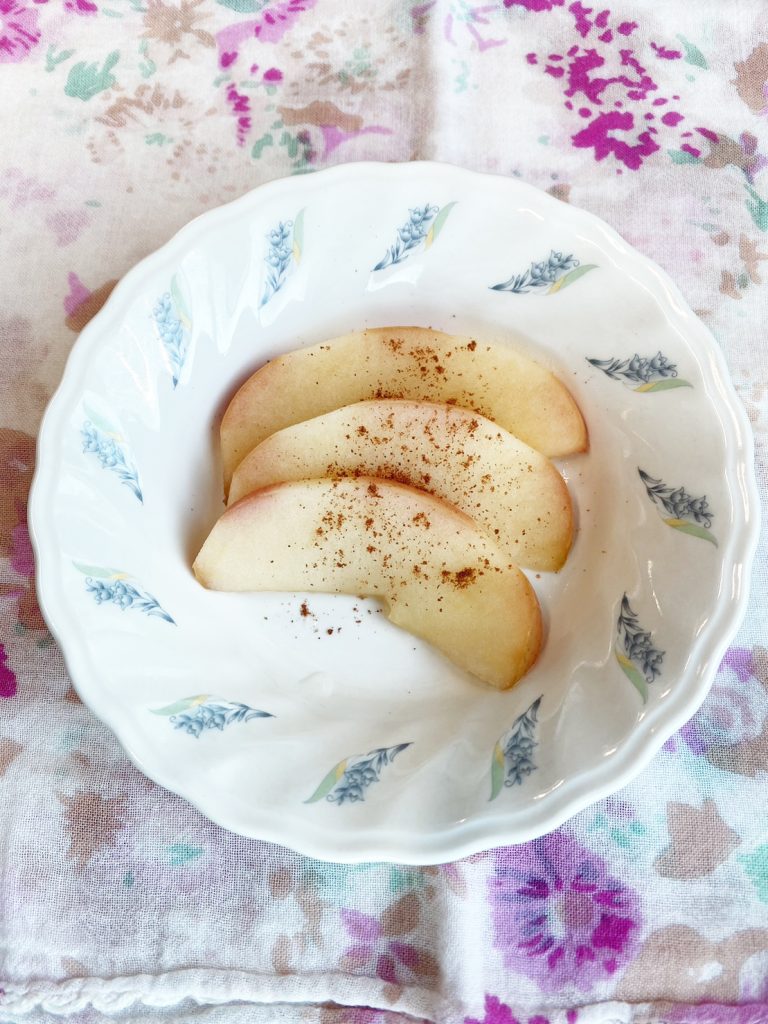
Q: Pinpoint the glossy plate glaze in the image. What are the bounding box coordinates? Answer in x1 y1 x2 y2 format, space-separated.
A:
30 162 758 864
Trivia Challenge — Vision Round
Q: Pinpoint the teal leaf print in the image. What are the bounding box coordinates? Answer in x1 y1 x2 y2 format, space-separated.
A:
167 843 203 866
306 743 412 805
152 697 273 736
638 468 717 546
489 696 542 800
216 0 269 10
74 563 175 623
668 149 700 165
615 594 664 704
677 35 708 69
491 251 594 294
65 51 120 102
744 184 768 232
251 132 274 159
45 45 75 73
739 845 768 902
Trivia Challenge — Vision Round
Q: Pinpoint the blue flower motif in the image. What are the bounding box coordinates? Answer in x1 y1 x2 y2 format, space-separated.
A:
76 564 175 624
260 211 304 308
587 351 691 391
491 250 587 294
615 594 664 702
306 743 412 805
160 700 273 737
490 696 542 799
153 281 190 388
373 203 439 271
81 420 142 502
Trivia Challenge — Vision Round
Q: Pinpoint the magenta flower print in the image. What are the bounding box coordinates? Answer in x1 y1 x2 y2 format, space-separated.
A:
0 643 17 699
464 994 521 1024
489 830 640 991
0 0 43 63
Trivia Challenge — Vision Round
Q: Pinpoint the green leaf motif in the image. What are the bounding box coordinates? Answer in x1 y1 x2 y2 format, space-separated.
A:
425 201 457 248
72 561 122 579
83 404 117 436
615 648 648 704
739 845 768 903
65 51 120 102
46 45 75 73
548 263 598 294
252 132 275 159
634 378 693 392
677 35 708 69
745 185 768 233
489 743 505 802
167 843 203 866
170 275 191 327
216 0 269 10
668 149 700 165
292 208 305 263
151 696 206 717
664 518 718 546
305 760 347 804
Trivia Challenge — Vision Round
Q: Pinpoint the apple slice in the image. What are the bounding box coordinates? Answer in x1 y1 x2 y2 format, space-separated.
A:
194 477 542 690
229 400 573 572
220 327 587 493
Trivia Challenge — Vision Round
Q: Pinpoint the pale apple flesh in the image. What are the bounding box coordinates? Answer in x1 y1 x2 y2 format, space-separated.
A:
193 478 542 690
228 400 573 572
220 327 588 493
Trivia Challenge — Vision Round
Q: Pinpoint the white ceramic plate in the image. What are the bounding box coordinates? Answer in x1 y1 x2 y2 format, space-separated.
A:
30 162 758 864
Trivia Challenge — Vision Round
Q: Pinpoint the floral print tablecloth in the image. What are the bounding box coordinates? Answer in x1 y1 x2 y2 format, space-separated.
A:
2 1 768 1022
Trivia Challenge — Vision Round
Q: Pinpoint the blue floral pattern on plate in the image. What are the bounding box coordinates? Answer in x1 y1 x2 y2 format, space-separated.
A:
81 407 142 503
373 201 456 271
74 562 175 624
490 696 543 800
260 209 304 307
615 594 664 703
638 468 717 546
491 251 596 294
587 351 691 391
305 742 412 805
151 696 273 737
153 274 191 388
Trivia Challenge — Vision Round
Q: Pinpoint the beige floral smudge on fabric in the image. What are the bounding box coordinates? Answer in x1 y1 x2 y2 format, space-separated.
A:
58 791 128 868
654 799 740 879
0 738 22 776
142 0 215 62
65 279 118 333
707 722 768 776
733 42 768 113
618 924 768 1001
0 428 46 631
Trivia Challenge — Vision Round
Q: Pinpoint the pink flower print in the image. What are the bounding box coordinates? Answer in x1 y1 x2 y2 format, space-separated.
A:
0 644 17 699
489 830 640 992
0 0 42 62
215 0 317 70
225 84 251 146
340 898 438 984
505 0 564 10
464 994 522 1024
